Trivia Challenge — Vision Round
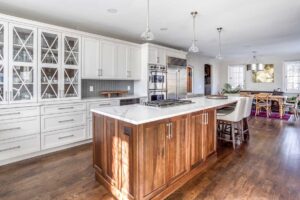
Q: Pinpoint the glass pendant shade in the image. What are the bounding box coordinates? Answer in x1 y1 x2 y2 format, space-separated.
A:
257 63 265 71
216 27 223 60
246 51 264 71
216 54 223 60
141 28 154 41
189 42 199 53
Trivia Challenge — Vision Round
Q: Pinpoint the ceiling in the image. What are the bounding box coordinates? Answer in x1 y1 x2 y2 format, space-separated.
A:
0 0 299 58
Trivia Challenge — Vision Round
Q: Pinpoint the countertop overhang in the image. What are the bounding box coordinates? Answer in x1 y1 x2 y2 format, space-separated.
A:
91 97 240 125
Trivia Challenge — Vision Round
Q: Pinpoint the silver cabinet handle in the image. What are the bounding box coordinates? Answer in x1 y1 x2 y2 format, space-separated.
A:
127 70 131 77
0 112 20 116
58 107 74 110
10 91 13 101
58 134 74 140
170 122 173 138
0 127 21 132
206 113 208 125
99 69 103 76
98 103 110 106
166 123 171 139
58 119 74 123
0 145 21 152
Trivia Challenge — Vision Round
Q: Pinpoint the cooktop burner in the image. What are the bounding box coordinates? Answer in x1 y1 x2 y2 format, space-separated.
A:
145 99 193 107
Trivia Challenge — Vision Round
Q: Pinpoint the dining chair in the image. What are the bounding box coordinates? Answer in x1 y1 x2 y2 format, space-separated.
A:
255 93 272 117
242 96 254 141
284 95 300 120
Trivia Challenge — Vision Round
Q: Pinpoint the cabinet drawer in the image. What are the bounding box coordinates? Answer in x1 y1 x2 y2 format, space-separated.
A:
0 134 40 161
0 106 40 120
0 117 40 140
87 100 119 118
41 126 86 150
41 112 86 132
41 103 86 115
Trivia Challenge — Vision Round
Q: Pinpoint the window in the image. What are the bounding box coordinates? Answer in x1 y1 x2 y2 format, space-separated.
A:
228 65 245 89
285 61 300 92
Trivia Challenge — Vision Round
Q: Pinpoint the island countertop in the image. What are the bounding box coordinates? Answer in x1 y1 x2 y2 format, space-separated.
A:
91 96 239 125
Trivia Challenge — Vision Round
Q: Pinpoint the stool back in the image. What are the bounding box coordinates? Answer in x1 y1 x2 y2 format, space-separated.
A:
218 97 246 122
244 96 254 118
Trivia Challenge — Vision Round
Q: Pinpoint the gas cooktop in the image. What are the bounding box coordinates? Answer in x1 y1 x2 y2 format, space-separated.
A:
145 99 194 108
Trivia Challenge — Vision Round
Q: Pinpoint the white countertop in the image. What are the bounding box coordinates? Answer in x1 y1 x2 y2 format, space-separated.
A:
91 97 240 125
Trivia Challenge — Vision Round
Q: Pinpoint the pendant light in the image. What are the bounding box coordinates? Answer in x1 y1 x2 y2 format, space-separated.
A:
141 0 154 41
189 11 199 53
246 51 265 71
216 27 223 60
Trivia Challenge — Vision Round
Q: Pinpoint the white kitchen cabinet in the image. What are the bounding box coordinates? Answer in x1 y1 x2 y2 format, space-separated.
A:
62 33 81 99
100 40 115 78
0 21 8 104
38 29 62 101
127 46 141 80
82 37 100 79
115 44 127 79
9 23 38 104
148 46 166 65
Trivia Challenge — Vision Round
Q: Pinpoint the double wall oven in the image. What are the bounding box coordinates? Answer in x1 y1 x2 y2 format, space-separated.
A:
148 64 167 101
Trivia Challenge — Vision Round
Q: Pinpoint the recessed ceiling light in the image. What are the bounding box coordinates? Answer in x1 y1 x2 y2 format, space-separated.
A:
160 28 168 31
107 8 118 14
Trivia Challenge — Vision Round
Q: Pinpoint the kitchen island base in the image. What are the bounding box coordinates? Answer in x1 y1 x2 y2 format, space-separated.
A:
93 108 217 200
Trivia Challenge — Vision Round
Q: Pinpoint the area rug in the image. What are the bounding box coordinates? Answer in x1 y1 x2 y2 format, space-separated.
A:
251 110 291 120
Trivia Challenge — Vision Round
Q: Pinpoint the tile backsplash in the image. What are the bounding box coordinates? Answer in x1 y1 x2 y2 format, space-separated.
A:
81 79 134 98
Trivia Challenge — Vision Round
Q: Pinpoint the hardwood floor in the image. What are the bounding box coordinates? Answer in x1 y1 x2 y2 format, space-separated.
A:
1 117 300 200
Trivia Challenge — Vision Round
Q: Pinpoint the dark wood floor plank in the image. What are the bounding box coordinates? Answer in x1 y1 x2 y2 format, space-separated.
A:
0 117 300 200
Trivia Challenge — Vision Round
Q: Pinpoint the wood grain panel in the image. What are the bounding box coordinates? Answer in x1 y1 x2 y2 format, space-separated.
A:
93 113 105 174
204 109 216 158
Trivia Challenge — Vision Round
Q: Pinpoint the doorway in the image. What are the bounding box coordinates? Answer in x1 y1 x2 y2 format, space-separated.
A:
204 64 211 95
187 66 193 93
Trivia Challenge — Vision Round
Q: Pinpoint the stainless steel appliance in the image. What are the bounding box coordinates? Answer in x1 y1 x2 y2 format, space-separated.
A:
167 57 187 99
145 99 193 108
120 98 140 106
148 64 167 101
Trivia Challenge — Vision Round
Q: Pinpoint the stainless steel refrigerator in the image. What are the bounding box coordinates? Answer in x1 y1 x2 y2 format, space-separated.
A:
167 57 187 99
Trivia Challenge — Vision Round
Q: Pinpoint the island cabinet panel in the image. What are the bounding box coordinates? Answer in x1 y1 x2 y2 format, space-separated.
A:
93 113 105 174
139 120 168 199
190 111 205 168
118 121 137 200
204 109 216 158
166 115 189 182
104 117 119 188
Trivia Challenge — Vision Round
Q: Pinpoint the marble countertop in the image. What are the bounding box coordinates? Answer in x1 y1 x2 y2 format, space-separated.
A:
91 97 240 125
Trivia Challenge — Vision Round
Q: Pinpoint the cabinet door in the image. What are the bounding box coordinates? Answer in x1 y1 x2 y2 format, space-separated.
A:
140 120 167 198
82 37 99 79
100 40 115 78
62 34 81 99
127 46 141 80
166 115 188 182
157 48 166 65
38 29 61 101
103 117 119 188
115 44 127 79
9 23 37 104
93 114 105 174
190 111 205 168
119 122 136 199
148 47 158 64
0 21 8 104
204 109 216 158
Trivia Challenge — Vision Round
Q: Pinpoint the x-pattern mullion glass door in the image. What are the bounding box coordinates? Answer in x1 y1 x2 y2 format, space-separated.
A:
0 21 8 104
38 29 61 101
62 34 80 99
9 24 37 103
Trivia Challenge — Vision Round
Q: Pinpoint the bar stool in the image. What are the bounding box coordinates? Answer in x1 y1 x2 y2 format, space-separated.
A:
217 97 246 149
242 96 254 141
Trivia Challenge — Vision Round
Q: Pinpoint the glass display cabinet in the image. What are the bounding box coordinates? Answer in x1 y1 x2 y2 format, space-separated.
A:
0 22 7 104
62 35 80 99
9 24 37 103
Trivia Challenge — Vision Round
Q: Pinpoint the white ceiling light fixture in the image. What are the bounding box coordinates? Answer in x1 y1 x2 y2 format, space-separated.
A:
141 0 154 41
216 27 223 60
246 51 265 71
189 11 199 53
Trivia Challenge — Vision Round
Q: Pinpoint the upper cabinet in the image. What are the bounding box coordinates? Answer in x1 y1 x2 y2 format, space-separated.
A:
9 23 37 103
0 21 8 104
81 36 141 80
62 34 81 99
82 37 99 79
148 46 166 65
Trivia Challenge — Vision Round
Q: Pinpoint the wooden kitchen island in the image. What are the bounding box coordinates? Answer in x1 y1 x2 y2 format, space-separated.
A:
91 97 238 200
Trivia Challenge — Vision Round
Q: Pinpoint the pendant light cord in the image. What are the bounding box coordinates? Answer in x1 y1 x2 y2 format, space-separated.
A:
147 0 150 31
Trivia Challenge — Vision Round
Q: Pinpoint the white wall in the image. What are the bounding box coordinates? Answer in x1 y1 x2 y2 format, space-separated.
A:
187 53 221 94
218 54 300 93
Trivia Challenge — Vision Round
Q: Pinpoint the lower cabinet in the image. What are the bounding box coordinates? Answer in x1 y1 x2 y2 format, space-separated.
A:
204 109 216 158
